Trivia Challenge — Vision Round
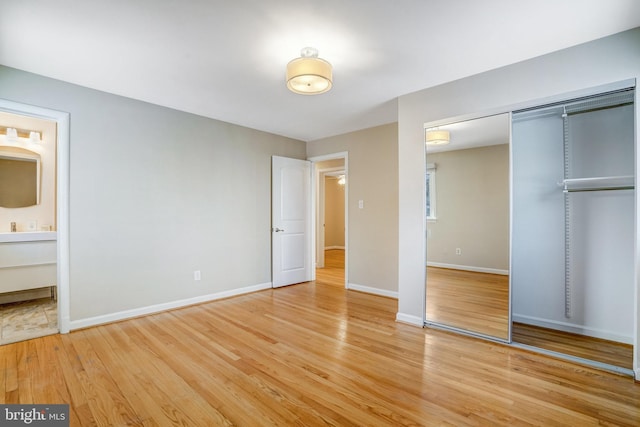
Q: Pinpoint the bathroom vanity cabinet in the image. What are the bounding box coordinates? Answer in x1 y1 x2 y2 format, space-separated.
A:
0 231 57 298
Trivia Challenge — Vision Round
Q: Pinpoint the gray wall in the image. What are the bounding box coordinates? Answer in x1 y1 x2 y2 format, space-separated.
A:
307 123 399 295
397 27 640 375
0 65 305 324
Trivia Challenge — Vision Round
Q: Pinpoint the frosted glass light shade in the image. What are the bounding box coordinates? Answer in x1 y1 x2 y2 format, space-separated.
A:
29 131 41 143
5 127 18 142
425 129 450 145
286 52 333 95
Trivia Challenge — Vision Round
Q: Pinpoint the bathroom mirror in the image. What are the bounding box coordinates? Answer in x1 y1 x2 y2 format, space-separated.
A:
425 113 511 341
0 147 41 208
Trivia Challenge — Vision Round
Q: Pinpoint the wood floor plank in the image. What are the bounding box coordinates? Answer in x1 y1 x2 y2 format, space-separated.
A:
70 329 148 426
2 342 18 404
0 259 638 426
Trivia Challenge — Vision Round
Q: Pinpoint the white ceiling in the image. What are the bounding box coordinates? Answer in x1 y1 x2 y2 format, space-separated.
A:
1 0 638 141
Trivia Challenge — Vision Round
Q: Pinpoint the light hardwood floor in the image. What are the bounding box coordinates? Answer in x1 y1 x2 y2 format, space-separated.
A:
316 249 345 286
1 265 639 425
426 267 510 339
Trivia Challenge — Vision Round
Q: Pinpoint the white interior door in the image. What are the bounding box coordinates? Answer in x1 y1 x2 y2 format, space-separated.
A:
272 156 312 288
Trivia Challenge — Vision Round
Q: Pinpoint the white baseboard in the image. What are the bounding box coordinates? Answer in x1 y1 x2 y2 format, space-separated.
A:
635 368 640 382
324 246 345 250
427 262 509 276
69 282 273 331
348 283 398 299
427 262 508 276
395 312 423 327
512 313 633 344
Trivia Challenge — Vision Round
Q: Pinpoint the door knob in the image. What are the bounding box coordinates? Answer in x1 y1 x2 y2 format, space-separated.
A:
273 227 285 232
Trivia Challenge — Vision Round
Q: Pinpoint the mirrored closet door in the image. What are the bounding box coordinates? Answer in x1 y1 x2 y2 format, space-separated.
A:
425 114 511 341
511 88 635 372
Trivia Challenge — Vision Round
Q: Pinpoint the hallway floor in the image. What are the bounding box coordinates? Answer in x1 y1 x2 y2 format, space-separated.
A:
0 298 58 345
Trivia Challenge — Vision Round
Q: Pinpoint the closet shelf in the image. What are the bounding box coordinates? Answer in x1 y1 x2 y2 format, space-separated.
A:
559 175 634 193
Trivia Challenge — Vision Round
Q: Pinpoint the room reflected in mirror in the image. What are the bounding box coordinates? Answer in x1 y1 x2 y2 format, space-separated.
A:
425 113 510 340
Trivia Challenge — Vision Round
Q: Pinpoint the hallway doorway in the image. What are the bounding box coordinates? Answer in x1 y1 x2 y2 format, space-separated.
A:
310 153 347 288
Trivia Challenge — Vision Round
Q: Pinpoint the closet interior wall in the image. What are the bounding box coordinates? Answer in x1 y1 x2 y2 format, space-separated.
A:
511 89 635 345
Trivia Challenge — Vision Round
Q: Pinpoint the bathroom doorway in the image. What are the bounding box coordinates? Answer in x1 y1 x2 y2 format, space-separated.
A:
0 111 58 343
0 99 70 340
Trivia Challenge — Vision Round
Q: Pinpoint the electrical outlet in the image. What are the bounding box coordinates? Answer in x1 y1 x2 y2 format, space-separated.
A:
455 248 461 255
194 270 201 281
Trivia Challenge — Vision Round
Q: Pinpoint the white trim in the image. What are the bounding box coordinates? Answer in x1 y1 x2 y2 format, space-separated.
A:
0 99 70 334
69 282 272 331
513 314 633 345
427 262 509 276
348 282 398 299
308 152 349 162
634 80 639 382
396 312 424 327
324 246 345 250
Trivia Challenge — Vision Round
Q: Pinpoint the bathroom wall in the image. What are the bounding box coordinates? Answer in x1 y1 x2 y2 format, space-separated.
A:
0 112 57 232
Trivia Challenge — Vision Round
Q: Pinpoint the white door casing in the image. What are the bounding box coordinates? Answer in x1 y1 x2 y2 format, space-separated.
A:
272 156 312 287
0 99 70 333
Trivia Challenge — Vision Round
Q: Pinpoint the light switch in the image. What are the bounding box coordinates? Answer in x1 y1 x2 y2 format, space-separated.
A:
358 200 364 209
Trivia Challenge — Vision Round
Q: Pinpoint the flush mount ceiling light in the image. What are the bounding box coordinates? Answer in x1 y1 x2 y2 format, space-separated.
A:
425 129 450 146
286 47 333 95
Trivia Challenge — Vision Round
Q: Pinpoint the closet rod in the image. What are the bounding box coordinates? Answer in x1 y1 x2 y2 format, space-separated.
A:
559 175 634 193
564 186 634 193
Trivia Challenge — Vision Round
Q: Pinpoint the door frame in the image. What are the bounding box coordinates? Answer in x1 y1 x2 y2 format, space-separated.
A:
0 99 70 333
309 152 348 288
